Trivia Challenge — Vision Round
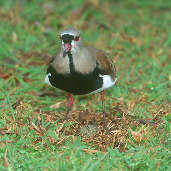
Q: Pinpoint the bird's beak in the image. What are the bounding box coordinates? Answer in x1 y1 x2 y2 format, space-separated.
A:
63 43 71 57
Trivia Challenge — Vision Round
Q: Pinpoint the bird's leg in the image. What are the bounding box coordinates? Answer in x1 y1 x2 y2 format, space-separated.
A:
65 93 73 119
100 90 107 128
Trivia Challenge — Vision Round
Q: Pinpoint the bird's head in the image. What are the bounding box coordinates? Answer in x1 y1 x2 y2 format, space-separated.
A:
60 28 81 56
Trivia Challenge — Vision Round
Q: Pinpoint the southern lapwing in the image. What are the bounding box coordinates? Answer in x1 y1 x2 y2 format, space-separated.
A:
45 28 117 125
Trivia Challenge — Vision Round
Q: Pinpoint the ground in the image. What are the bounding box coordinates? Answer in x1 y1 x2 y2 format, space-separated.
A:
0 0 170 170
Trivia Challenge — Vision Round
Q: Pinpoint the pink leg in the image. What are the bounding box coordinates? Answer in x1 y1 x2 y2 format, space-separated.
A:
65 94 73 119
100 91 107 128
67 93 73 111
100 90 105 110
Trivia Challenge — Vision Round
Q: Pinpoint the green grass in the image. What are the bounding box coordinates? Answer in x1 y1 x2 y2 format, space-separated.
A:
0 0 170 170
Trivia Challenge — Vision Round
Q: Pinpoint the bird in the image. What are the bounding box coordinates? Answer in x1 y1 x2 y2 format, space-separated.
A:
45 28 117 125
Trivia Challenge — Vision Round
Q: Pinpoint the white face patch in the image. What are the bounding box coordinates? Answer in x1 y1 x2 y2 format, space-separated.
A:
71 40 74 46
61 33 75 36
71 40 77 53
62 41 64 49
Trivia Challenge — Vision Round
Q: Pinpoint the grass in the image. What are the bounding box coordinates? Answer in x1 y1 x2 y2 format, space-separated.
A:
0 0 170 170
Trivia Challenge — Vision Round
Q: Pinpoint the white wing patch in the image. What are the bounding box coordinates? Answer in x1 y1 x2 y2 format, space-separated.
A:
44 73 52 86
87 75 117 95
99 74 116 89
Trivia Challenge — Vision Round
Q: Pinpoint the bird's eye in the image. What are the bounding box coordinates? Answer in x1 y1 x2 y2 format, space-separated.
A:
74 36 80 41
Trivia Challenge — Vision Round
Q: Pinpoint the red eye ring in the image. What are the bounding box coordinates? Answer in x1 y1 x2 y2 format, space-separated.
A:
74 36 80 41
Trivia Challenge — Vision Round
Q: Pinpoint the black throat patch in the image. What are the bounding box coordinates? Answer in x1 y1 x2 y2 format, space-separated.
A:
67 51 75 74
